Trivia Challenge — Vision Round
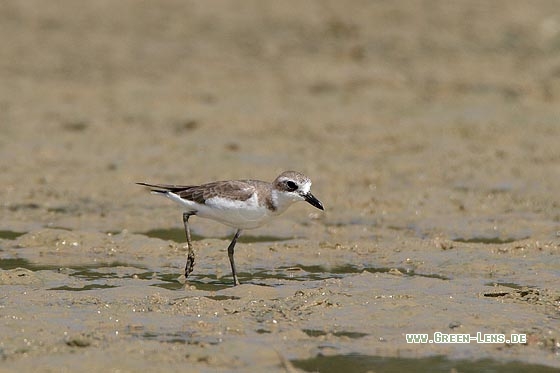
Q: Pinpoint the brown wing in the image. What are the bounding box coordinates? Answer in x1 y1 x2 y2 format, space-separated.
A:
137 181 255 204
177 181 255 204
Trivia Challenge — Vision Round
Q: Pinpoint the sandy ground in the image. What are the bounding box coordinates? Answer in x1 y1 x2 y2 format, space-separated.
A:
1 1 560 371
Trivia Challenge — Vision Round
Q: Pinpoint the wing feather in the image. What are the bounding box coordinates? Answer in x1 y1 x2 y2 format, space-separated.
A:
137 181 255 204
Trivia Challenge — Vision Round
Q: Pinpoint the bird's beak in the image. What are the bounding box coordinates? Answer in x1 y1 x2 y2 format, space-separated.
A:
303 192 324 210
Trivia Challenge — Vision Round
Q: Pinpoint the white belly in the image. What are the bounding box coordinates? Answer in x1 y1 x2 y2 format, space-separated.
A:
163 192 276 229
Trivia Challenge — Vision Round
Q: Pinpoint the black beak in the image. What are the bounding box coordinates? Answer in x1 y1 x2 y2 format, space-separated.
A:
304 192 324 211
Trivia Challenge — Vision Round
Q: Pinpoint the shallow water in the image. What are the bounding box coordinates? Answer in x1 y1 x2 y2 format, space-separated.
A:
139 227 292 244
291 354 560 373
1 228 559 371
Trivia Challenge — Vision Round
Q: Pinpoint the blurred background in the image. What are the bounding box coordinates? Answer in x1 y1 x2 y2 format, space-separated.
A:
2 0 559 240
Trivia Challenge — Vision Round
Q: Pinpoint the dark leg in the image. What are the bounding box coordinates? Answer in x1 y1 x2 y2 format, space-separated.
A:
183 212 195 278
227 229 242 286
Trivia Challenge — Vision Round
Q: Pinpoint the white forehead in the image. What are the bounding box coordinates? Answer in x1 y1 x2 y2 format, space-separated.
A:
299 181 311 193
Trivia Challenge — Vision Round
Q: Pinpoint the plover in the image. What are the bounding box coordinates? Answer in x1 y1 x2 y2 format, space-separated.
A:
137 171 324 285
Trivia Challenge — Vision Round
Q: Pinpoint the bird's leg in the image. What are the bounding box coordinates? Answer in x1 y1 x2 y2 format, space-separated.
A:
227 229 242 286
183 212 195 278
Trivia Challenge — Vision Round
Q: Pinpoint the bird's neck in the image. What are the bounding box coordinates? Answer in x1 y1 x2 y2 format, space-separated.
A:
269 189 296 214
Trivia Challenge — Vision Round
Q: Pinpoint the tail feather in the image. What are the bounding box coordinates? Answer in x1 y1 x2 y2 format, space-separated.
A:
136 182 194 193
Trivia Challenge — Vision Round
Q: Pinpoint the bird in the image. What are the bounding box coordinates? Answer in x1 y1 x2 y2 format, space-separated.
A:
137 171 324 285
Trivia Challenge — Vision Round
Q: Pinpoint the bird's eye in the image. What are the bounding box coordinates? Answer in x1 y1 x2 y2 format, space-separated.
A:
286 180 298 191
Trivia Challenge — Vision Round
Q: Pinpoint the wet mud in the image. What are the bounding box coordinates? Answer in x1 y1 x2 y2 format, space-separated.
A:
1 1 559 371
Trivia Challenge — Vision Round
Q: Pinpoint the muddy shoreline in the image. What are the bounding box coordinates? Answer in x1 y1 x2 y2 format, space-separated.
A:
1 1 559 371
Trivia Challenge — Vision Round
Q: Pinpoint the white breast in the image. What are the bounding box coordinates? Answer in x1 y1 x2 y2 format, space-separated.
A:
199 193 276 229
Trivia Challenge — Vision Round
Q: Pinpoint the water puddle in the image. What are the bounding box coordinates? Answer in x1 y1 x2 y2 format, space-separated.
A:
148 264 449 291
204 295 241 301
49 284 119 291
0 258 148 291
151 274 236 292
452 236 529 244
302 329 368 339
0 230 26 240
65 263 142 280
138 228 290 243
484 282 535 290
482 282 541 299
133 331 194 345
291 353 559 373
0 258 141 275
129 329 221 345
1 259 449 292
140 228 204 243
0 258 61 271
257 264 449 282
